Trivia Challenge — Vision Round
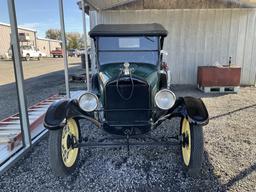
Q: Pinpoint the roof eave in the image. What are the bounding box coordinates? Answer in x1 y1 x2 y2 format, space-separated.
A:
78 0 137 11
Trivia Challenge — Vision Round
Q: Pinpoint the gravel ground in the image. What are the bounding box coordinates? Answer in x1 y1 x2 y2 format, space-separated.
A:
0 86 256 192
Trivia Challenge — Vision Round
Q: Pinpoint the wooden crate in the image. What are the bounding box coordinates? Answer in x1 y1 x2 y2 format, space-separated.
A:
197 66 241 87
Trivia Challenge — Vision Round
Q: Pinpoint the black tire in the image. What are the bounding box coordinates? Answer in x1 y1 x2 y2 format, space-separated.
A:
180 118 204 177
25 54 30 61
38 54 42 60
48 119 80 176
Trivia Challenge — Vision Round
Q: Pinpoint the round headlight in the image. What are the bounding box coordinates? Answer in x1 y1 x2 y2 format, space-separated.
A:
79 92 98 112
155 89 176 110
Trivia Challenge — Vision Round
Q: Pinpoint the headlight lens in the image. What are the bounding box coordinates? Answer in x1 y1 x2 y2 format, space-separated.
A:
79 92 98 112
155 89 176 110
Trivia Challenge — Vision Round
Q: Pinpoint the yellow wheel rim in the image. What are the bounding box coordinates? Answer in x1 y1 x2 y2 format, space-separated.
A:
61 118 79 167
181 118 191 166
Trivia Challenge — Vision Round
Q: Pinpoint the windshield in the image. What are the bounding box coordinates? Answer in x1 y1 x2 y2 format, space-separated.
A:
98 36 159 65
20 46 31 50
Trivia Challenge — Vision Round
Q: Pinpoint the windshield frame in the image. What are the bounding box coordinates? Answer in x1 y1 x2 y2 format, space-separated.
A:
96 36 161 67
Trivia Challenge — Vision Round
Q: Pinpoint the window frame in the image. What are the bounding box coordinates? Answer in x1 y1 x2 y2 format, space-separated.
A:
96 36 161 67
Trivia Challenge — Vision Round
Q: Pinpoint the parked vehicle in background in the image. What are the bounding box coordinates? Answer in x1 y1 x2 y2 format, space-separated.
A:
77 47 91 57
68 49 78 57
38 51 47 57
8 45 42 61
76 48 84 57
50 48 63 58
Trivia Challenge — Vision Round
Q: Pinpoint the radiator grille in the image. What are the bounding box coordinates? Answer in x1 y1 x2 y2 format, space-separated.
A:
104 77 151 124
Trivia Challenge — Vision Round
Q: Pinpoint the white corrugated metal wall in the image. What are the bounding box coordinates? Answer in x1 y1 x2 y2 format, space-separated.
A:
97 9 256 85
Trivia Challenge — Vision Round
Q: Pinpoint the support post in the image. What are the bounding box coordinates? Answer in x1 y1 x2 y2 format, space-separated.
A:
81 0 90 90
7 0 31 146
58 0 70 98
89 10 97 75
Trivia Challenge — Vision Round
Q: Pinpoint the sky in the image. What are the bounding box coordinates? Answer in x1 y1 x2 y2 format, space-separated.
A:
0 0 90 37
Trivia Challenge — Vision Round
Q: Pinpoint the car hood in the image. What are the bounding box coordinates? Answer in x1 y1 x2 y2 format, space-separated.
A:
99 63 159 87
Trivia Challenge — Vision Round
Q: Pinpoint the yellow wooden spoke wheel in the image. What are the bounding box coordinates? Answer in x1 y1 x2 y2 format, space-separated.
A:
48 118 80 176
181 118 191 166
61 118 79 167
180 117 204 177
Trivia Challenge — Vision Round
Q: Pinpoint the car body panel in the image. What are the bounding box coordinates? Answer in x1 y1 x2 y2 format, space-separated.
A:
50 48 63 57
44 99 99 130
44 23 209 136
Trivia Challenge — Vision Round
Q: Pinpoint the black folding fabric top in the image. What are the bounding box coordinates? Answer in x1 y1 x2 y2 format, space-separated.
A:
89 23 168 37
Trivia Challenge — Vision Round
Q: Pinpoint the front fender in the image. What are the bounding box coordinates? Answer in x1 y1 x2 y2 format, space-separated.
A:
164 97 209 126
44 99 95 130
182 97 209 125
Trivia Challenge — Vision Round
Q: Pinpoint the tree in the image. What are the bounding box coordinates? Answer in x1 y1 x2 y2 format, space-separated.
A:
45 29 84 49
78 34 91 49
45 29 61 40
78 34 85 48
66 32 81 49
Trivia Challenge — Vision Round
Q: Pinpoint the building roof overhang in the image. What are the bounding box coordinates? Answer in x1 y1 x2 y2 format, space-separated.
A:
77 0 256 12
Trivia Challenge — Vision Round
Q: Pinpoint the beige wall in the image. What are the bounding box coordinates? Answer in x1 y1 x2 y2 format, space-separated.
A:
36 38 61 57
0 24 61 58
99 9 256 85
0 24 36 58
49 41 62 53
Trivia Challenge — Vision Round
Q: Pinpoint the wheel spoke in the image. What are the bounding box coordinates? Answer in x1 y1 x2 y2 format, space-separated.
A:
62 126 67 139
66 150 70 160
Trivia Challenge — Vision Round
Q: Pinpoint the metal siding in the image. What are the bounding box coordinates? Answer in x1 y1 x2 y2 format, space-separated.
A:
36 39 61 57
189 10 200 83
242 9 256 84
36 39 50 56
251 13 256 85
98 9 256 85
236 9 248 73
228 9 240 64
195 10 206 82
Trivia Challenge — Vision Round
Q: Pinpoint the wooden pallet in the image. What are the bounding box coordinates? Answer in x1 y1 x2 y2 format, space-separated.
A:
198 85 240 93
0 95 64 151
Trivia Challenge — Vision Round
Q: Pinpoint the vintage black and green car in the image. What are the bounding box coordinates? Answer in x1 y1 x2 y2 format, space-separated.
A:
44 23 209 177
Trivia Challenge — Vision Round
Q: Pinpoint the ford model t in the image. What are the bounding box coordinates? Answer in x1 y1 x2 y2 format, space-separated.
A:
44 23 209 177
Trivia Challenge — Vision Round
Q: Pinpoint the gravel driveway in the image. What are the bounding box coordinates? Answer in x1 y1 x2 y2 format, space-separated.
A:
0 86 255 192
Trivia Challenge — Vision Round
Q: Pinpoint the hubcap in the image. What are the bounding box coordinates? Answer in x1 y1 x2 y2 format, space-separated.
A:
181 118 191 166
61 118 79 167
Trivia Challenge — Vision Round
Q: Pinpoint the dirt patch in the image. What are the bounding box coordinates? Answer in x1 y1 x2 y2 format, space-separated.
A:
0 57 80 85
